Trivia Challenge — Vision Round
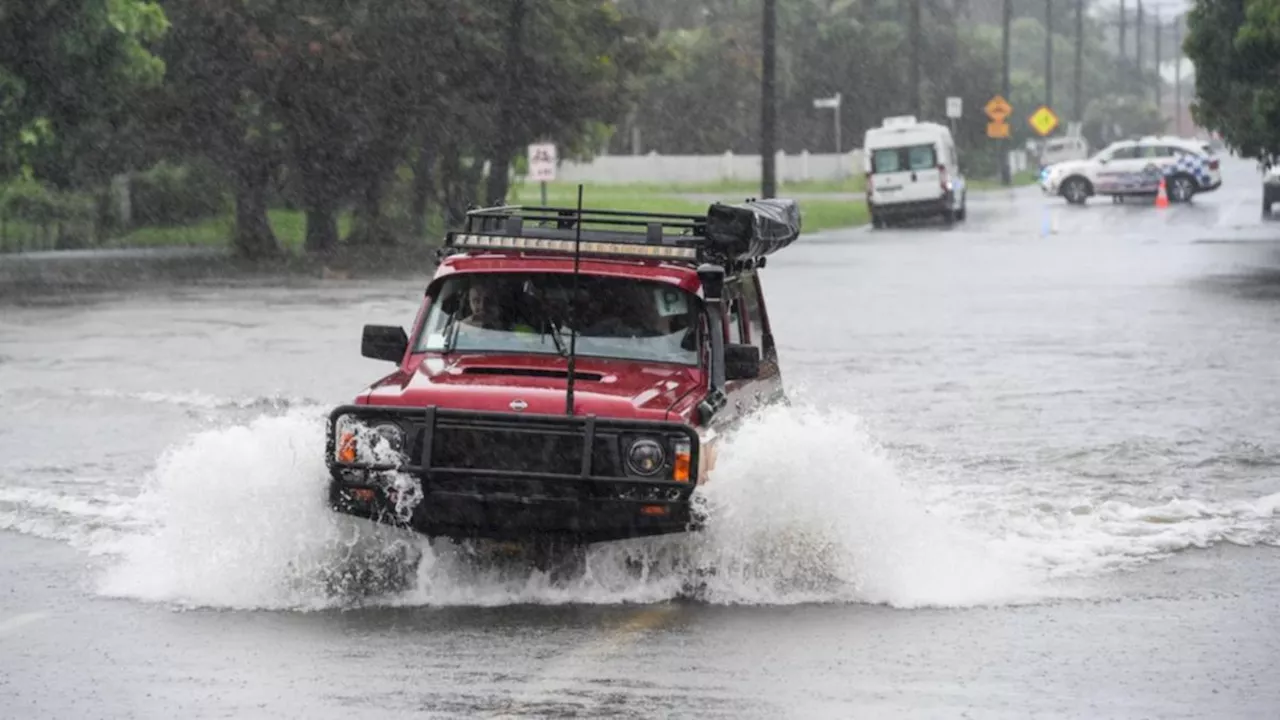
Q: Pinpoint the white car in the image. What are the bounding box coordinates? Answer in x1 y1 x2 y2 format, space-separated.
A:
1041 137 1222 205
1037 136 1090 172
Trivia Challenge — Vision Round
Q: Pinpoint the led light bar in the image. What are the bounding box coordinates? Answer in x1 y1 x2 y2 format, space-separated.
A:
450 233 697 260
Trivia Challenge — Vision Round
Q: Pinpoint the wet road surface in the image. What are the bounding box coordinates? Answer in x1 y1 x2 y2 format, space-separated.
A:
3 157 1280 718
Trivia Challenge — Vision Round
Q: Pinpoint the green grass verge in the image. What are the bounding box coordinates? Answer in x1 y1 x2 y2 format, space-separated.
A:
12 182 870 254
510 182 869 234
968 169 1040 190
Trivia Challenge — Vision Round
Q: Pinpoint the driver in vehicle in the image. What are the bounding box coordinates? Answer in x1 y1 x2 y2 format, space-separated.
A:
460 279 540 336
460 282 504 330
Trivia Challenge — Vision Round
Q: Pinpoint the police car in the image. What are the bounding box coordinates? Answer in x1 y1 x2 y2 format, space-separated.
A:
1041 136 1222 205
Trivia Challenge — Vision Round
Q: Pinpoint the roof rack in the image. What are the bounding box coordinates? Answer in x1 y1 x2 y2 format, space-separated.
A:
439 198 802 270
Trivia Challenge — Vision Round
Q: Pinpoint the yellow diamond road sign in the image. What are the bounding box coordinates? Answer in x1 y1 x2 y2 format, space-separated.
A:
984 95 1012 121
1029 106 1059 136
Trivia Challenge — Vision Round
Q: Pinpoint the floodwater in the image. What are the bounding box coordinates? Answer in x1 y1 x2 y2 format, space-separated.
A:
2 157 1279 719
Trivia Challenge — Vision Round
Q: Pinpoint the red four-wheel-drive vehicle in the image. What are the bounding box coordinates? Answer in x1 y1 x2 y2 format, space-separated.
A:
325 197 800 556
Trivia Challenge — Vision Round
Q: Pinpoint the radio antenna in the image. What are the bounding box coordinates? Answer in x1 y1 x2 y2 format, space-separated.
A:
565 184 583 416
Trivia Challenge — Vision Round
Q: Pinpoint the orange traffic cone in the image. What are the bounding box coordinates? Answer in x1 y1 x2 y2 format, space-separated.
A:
1155 178 1170 208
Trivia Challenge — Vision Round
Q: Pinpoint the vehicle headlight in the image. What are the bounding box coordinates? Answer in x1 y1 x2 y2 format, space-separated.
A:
626 438 666 476
335 417 405 465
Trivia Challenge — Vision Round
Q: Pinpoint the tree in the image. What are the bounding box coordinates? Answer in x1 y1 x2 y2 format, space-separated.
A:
146 0 287 259
0 1 168 184
1184 0 1280 163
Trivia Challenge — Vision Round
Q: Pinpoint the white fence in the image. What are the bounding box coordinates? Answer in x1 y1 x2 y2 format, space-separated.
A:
554 150 865 185
545 147 1031 185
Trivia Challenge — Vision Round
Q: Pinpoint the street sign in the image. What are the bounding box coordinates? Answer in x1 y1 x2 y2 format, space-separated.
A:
987 121 1010 139
1028 106 1059 136
984 95 1012 122
946 96 963 119
528 142 558 182
813 93 842 109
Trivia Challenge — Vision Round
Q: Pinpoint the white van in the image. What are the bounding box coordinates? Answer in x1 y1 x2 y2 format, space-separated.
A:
863 116 966 228
1038 136 1089 170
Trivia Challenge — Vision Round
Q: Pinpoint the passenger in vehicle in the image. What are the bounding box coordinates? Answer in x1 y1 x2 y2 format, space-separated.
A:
581 285 663 337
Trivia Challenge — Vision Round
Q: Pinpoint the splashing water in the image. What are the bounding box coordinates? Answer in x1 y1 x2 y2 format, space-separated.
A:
93 399 1279 611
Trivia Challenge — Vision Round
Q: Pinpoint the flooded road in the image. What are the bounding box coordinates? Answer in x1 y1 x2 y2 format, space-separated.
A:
3 158 1280 718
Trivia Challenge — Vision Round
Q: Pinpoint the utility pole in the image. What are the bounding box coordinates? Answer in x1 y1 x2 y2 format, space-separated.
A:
1155 8 1162 113
761 0 776 199
1044 0 1054 111
1136 1 1144 78
1121 0 1131 59
1174 15 1183 135
1120 0 1127 60
910 0 921 117
1045 0 1053 111
1074 0 1084 122
1001 0 1012 185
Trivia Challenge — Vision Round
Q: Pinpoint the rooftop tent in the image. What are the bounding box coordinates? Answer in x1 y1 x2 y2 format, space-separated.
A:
703 198 802 260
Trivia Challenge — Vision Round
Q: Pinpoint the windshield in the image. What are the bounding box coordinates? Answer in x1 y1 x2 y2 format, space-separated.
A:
413 272 702 366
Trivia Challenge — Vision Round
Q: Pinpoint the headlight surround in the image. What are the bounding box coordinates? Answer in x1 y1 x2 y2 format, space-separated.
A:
371 423 405 454
626 438 667 476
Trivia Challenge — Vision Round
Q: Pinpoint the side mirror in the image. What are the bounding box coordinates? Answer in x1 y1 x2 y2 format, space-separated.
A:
361 325 408 363
724 343 761 381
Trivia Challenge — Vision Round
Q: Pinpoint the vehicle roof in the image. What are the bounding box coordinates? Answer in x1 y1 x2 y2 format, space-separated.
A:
864 118 952 146
433 252 705 295
1134 135 1210 153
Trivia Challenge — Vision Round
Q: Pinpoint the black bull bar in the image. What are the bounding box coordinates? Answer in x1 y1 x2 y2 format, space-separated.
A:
325 405 703 544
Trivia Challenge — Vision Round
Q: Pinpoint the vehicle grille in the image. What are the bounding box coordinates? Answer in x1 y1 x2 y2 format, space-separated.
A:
426 426 620 477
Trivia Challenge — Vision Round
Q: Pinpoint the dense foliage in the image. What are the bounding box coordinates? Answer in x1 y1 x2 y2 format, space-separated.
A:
1 0 1170 257
1184 0 1280 164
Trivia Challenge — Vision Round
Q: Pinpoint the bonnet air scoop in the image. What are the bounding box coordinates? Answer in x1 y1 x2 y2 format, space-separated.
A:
461 366 604 382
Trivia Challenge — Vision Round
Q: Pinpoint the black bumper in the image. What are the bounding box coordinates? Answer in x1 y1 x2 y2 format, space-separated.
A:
326 405 701 545
869 194 951 219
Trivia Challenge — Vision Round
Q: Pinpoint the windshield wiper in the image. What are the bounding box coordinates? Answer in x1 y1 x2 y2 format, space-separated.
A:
441 314 461 354
543 318 568 356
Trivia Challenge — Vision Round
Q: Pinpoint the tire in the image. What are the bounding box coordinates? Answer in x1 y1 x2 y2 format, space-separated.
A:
941 207 955 225
1167 174 1196 203
1061 176 1091 205
871 214 885 229
1265 198 1272 217
956 195 967 221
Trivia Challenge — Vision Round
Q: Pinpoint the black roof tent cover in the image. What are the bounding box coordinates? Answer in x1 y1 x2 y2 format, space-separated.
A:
704 198 802 259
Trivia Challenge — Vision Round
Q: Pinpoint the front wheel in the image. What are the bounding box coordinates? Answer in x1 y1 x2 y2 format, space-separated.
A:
1061 177 1091 205
956 195 967 221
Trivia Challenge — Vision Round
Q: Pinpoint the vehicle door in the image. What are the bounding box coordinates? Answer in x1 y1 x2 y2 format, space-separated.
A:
1092 143 1143 193
869 142 941 205
721 271 783 422
1134 144 1178 192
